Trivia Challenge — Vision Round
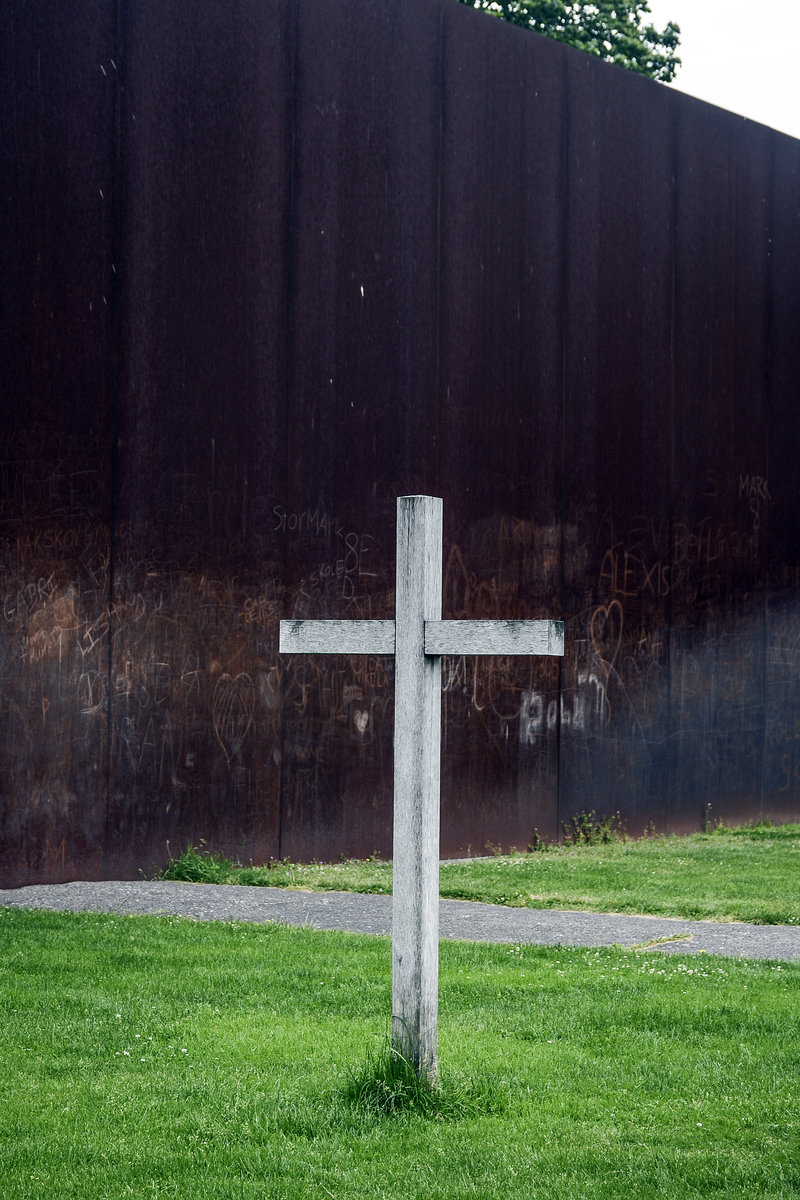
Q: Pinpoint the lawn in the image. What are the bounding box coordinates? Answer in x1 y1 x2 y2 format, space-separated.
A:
1 905 798 1198
162 822 800 925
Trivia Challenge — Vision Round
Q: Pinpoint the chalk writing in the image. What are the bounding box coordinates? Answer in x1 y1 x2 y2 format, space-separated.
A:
239 593 279 629
78 670 107 715
0 465 103 520
738 475 772 502
273 505 343 538
117 713 175 783
14 524 100 559
519 669 609 745
3 574 57 622
2 472 798 888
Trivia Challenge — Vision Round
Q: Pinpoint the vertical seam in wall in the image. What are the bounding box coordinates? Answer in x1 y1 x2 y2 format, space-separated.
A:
105 0 126 871
555 50 570 842
277 0 299 860
666 95 678 835
433 0 445 496
760 139 776 821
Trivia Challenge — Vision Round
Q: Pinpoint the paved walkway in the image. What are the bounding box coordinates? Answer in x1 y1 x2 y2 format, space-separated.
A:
3 880 799 961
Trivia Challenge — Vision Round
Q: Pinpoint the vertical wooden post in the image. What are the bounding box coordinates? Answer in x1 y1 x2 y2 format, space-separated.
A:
391 495 442 1080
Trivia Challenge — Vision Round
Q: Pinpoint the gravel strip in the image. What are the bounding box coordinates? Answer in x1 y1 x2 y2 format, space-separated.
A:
2 880 799 961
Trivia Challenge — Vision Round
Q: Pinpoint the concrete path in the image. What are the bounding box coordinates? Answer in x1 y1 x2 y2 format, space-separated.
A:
3 880 799 961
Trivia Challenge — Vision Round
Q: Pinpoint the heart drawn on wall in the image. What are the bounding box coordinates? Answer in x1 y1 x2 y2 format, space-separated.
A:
212 673 256 764
353 709 369 735
589 600 624 678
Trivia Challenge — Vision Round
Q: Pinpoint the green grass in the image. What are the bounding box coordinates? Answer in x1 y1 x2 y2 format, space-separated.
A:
1 907 798 1198
161 822 800 925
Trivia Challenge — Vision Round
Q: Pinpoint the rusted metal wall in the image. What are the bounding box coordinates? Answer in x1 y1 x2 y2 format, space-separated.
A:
2 0 799 886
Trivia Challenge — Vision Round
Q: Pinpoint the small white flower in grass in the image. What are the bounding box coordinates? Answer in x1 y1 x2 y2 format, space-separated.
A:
181 1048 188 1053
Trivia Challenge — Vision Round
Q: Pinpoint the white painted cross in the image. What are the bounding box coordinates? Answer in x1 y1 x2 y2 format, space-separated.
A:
280 496 564 1079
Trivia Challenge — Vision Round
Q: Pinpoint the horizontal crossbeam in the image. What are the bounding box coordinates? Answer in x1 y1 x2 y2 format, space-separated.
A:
279 617 564 659
279 619 395 656
424 619 564 657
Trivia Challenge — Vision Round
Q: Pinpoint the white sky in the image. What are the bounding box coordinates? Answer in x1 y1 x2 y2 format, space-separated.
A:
646 0 800 141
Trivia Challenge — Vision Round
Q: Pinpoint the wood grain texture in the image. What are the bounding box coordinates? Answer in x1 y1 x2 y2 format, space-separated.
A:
279 620 395 655
424 619 564 657
391 495 442 1081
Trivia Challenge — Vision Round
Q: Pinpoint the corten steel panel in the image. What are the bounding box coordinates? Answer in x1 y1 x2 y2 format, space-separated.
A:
435 9 565 852
763 134 800 820
0 2 117 885
559 53 676 836
277 0 442 860
4 0 800 885
668 103 772 831
109 0 294 875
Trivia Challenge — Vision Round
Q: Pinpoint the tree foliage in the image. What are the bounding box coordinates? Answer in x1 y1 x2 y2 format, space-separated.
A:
457 0 681 83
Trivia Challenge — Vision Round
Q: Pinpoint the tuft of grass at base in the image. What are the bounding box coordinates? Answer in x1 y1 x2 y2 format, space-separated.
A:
158 823 800 925
342 1040 505 1119
0 907 798 1199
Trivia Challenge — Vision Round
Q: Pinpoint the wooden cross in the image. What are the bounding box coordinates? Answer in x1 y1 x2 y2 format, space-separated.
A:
280 495 564 1079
